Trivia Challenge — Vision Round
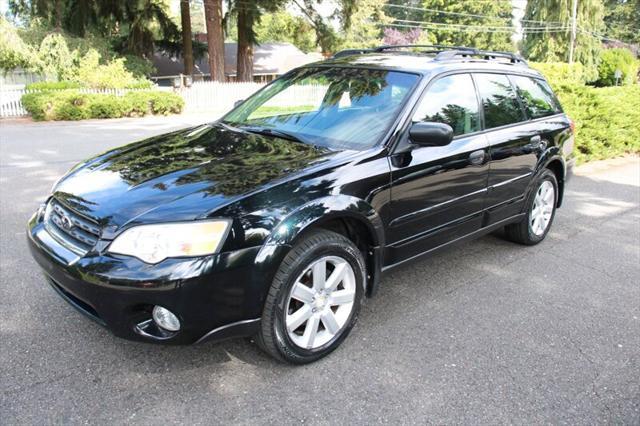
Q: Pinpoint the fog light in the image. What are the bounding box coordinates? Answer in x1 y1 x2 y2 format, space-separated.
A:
152 306 181 332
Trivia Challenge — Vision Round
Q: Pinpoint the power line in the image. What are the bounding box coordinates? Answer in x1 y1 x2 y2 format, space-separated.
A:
382 22 570 34
391 18 570 32
384 3 566 26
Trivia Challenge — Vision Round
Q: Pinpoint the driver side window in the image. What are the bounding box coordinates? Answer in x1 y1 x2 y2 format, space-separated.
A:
412 74 480 137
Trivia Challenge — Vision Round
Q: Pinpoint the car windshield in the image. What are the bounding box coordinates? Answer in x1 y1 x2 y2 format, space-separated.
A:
221 67 419 150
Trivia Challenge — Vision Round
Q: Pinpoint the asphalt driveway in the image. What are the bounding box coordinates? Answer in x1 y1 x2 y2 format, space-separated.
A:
1 117 639 424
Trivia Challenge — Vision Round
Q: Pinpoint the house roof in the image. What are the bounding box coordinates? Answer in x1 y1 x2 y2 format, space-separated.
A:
152 42 323 77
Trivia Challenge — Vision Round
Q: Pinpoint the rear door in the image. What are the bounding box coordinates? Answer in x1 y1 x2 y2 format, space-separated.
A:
386 73 489 265
473 73 538 224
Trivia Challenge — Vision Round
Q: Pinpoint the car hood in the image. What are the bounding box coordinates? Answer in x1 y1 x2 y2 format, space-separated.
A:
53 123 345 234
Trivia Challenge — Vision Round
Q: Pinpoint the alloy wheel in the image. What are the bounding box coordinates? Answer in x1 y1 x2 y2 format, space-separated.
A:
530 180 555 236
285 255 356 350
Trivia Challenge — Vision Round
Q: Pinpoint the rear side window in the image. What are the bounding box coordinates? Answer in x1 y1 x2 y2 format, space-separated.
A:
474 73 525 129
412 74 480 136
511 75 560 118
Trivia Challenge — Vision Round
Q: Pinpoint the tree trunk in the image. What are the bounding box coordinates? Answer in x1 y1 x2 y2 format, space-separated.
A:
236 5 254 82
55 0 63 29
180 0 194 76
204 0 225 82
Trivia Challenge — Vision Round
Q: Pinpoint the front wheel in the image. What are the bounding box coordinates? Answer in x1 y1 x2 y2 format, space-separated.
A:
505 169 558 245
257 230 365 364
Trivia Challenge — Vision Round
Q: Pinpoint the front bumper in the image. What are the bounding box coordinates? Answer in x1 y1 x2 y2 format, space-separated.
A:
27 213 287 345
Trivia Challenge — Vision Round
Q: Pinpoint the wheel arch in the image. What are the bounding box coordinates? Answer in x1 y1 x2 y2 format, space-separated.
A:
260 195 385 297
544 157 565 207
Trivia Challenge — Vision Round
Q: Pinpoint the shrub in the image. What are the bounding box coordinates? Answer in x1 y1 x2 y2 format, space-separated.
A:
21 92 51 120
556 85 640 162
88 95 130 119
147 91 185 115
26 81 83 91
596 48 639 86
0 17 37 72
22 90 184 121
124 91 184 116
53 94 91 120
125 80 155 90
123 91 153 116
529 62 587 90
73 50 140 89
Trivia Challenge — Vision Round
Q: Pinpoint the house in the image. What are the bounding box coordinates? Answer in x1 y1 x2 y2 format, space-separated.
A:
152 42 323 85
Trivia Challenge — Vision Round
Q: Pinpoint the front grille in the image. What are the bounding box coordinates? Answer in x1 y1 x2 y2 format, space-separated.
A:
44 199 100 255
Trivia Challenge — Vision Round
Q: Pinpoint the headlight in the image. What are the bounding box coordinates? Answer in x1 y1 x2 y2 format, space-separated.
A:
108 220 231 264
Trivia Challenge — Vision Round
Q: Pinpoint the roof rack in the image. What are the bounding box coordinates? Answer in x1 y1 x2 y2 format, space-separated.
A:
332 44 528 65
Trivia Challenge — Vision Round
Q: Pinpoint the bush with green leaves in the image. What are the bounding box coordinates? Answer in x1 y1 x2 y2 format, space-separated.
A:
529 62 588 89
22 90 184 121
88 95 131 119
0 17 37 71
556 85 640 162
25 81 82 91
596 48 639 86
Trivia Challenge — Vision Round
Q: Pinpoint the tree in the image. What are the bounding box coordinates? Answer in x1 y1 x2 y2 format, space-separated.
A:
180 0 194 75
8 0 179 58
604 0 640 44
254 11 315 53
204 0 225 81
522 0 605 81
229 0 288 82
338 0 390 49
418 0 514 51
290 0 357 55
236 0 258 81
0 17 37 72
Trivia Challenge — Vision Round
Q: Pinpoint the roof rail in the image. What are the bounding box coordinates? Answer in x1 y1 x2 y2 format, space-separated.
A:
434 49 528 65
332 44 528 65
332 48 374 58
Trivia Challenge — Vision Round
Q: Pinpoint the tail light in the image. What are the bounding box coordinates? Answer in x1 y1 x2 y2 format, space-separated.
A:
568 117 576 133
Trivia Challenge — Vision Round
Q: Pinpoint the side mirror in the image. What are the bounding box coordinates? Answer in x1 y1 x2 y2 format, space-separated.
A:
409 122 454 147
234 99 244 108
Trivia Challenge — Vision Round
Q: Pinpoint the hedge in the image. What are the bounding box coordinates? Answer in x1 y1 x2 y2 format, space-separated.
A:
25 79 153 91
22 90 184 121
596 48 639 87
556 85 640 162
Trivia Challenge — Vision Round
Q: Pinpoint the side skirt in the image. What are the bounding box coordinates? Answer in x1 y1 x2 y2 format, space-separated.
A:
381 213 525 273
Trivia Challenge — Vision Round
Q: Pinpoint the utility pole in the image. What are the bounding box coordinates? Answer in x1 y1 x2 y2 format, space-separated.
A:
569 0 578 64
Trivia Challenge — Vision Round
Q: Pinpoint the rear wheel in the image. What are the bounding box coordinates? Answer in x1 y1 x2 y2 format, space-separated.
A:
505 169 558 245
257 230 365 364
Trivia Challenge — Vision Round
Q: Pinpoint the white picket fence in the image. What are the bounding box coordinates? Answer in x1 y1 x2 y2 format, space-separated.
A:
179 81 267 114
0 89 32 117
0 81 327 118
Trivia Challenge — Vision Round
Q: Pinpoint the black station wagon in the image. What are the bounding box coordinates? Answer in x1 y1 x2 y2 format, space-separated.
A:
28 45 575 363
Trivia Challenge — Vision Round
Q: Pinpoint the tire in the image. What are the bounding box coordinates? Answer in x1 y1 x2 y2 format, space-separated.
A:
505 169 558 245
256 230 365 364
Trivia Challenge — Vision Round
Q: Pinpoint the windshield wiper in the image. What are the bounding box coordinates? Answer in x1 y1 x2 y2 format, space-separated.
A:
240 126 307 144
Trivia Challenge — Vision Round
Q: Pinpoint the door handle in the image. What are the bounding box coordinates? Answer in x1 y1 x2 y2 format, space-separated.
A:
469 150 485 165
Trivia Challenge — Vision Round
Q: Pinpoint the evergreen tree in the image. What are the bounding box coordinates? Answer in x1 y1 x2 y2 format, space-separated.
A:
180 0 193 75
604 0 640 45
204 0 225 82
418 0 514 51
522 0 605 80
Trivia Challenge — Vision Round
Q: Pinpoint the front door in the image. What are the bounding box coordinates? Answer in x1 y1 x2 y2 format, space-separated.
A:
385 73 489 266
